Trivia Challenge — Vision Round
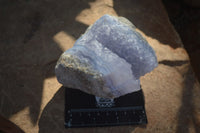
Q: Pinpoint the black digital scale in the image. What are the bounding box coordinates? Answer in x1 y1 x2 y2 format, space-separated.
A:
65 87 147 128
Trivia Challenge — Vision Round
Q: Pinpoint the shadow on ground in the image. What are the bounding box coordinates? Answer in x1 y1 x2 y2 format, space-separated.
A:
159 60 200 133
1 0 199 132
114 1 200 132
39 86 136 133
159 60 189 67
39 0 199 132
162 0 200 82
176 66 200 133
0 0 94 126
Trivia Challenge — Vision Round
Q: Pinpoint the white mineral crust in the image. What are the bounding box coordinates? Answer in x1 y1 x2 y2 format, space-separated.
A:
55 14 158 98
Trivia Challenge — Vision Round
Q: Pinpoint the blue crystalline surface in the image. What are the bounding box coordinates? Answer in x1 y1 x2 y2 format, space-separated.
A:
75 15 157 79
59 15 158 98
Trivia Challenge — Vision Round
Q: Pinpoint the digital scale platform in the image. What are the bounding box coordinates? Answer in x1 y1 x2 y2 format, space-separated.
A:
65 87 147 128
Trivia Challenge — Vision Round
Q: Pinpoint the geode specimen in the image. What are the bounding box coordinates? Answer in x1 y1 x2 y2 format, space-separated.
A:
55 14 158 98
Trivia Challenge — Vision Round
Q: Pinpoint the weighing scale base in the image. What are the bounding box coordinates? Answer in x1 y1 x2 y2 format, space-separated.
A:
65 87 147 128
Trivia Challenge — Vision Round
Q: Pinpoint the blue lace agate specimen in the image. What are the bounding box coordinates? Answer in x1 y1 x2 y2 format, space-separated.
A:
55 15 157 98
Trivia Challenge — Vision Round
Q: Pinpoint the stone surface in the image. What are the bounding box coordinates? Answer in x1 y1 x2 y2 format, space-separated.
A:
184 0 200 7
0 0 200 133
55 15 157 98
163 0 200 81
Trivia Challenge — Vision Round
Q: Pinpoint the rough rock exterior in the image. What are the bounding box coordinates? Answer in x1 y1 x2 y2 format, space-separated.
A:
55 15 157 98
1 0 200 133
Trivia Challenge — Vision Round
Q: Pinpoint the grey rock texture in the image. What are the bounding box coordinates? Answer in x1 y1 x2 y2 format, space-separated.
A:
1 1 200 132
55 14 158 98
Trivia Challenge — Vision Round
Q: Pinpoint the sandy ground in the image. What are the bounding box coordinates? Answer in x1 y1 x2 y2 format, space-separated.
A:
0 0 200 133
163 0 200 82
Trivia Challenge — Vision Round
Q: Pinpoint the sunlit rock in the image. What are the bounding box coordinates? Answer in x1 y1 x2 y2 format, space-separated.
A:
55 14 158 98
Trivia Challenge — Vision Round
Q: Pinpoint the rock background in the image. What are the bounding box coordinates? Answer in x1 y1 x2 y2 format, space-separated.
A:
0 0 199 133
163 0 200 82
